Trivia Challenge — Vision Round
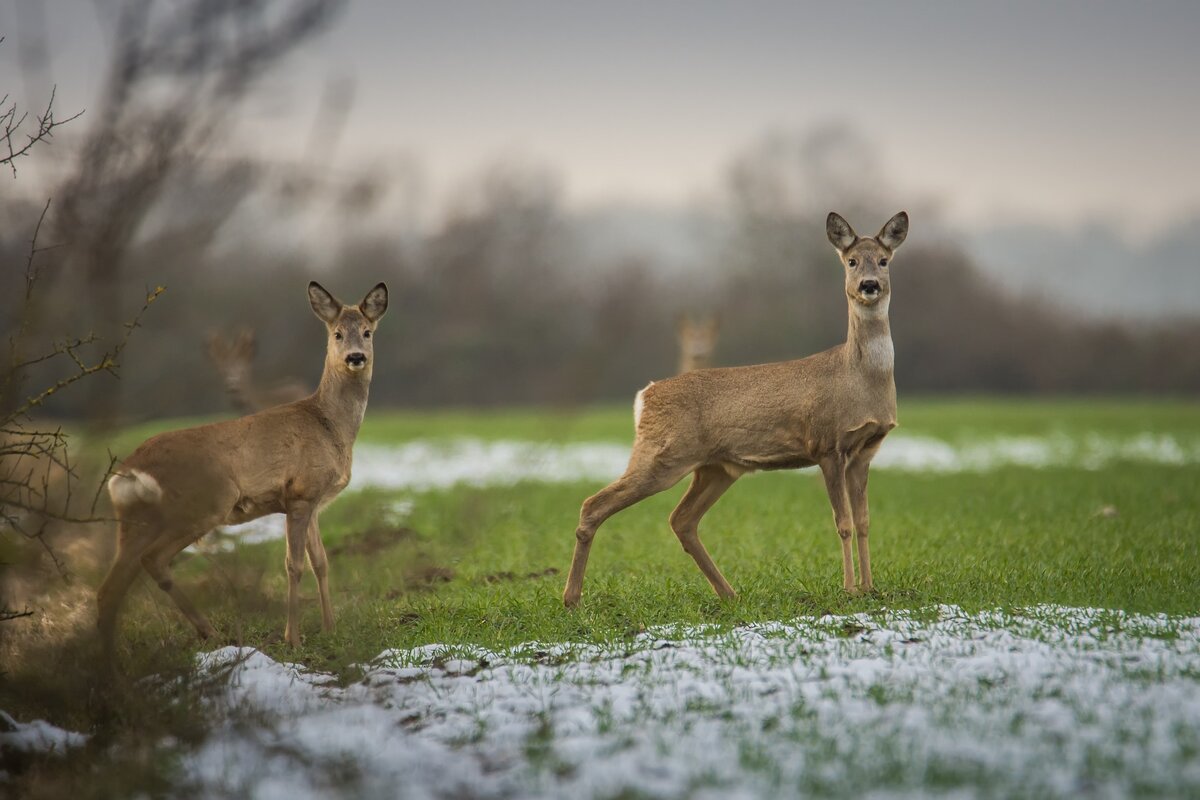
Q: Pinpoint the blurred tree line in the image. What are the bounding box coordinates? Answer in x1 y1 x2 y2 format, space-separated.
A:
2 2 1198 422
5 129 1200 421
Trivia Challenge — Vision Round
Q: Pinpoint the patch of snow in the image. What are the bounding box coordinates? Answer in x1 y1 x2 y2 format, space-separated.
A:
348 439 633 492
0 710 88 755
347 433 1200 489
176 605 1200 799
210 433 1200 547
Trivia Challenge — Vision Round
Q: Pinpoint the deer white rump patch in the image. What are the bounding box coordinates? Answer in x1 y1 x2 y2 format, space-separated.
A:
108 469 163 508
633 383 652 428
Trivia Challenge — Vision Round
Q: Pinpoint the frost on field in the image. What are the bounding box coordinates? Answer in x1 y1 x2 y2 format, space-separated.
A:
173 605 1200 799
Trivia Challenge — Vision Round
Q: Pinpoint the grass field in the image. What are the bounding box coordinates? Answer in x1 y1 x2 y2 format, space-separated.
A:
3 398 1200 797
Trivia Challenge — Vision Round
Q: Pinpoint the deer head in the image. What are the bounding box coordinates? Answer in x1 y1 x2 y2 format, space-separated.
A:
826 211 909 317
307 281 389 378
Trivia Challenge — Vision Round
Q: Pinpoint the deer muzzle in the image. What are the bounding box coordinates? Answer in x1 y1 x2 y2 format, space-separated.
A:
345 352 368 370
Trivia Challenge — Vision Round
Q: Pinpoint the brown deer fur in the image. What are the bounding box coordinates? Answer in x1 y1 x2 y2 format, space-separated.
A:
676 314 720 374
563 212 908 606
98 282 388 654
206 327 308 413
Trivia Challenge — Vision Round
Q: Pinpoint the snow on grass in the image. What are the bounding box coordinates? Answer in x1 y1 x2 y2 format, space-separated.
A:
351 431 1200 488
0 710 88 756
216 432 1200 546
180 605 1200 799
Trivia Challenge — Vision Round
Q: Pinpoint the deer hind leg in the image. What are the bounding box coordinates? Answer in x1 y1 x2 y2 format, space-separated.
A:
304 516 334 632
97 522 154 662
669 465 738 599
819 455 857 592
139 526 219 640
563 458 686 608
284 501 315 646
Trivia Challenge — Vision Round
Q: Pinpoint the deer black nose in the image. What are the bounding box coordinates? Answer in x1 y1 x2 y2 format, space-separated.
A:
345 352 367 367
859 280 880 294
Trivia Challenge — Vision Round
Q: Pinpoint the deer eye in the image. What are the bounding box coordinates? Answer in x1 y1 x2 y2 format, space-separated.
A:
879 258 888 267
334 331 343 340
363 329 371 339
847 258 858 268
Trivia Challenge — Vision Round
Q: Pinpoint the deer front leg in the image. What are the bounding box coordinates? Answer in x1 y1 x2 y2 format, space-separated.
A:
284 502 314 646
846 458 874 592
305 515 335 632
819 456 857 592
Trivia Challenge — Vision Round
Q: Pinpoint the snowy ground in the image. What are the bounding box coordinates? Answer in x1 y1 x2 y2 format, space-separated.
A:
7 428 1199 795
216 432 1200 546
165 605 1200 798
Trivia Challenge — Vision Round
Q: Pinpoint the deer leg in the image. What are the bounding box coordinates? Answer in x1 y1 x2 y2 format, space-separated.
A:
819 456 857 592
669 465 738 599
847 447 881 592
563 463 684 607
284 502 314 646
97 524 153 663
304 516 334 632
139 528 219 640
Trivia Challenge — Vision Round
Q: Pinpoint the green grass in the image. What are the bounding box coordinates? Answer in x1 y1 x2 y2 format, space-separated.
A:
4 397 1200 798
86 397 1200 678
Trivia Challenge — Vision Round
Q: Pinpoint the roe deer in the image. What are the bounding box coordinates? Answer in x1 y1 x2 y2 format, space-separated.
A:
676 313 720 374
206 327 308 413
563 212 908 607
98 282 388 653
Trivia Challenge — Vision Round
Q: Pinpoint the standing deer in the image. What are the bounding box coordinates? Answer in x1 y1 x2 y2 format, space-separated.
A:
98 282 388 653
676 313 720 374
206 327 308 413
563 212 908 607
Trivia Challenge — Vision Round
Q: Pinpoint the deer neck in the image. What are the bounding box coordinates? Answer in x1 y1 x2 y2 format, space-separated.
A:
845 296 893 376
313 362 371 447
678 353 709 374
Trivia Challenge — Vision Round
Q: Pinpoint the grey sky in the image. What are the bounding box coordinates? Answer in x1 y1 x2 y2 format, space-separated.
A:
4 0 1200 235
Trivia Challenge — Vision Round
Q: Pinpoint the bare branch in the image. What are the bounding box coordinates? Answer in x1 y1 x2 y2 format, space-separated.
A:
4 286 165 423
1 607 35 624
1 85 85 177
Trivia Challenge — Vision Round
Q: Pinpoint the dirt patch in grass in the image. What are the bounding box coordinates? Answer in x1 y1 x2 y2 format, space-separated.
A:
329 526 418 558
482 567 560 584
387 564 457 598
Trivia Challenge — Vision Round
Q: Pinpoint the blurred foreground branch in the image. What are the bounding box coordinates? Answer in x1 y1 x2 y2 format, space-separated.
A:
49 0 344 424
0 36 85 178
3 195 163 623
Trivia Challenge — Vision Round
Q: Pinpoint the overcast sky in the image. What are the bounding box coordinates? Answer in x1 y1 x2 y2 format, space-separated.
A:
4 0 1200 237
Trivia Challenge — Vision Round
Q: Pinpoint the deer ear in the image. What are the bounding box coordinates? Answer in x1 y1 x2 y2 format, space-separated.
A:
826 212 858 253
308 281 342 324
241 328 258 356
360 282 389 322
206 331 225 357
877 211 909 251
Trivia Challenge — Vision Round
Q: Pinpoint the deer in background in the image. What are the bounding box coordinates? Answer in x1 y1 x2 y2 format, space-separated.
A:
564 212 908 607
676 313 720 374
99 282 388 655
206 327 308 413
